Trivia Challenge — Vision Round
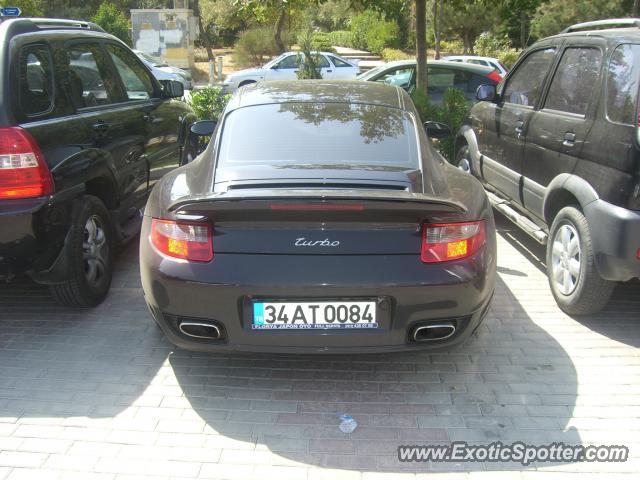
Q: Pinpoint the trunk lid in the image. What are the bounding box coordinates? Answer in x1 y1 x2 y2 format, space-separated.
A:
170 188 466 255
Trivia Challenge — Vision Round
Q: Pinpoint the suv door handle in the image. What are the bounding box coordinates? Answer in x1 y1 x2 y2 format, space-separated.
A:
563 132 576 147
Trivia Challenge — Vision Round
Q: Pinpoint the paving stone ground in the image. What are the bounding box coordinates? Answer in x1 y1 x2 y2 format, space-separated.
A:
0 212 639 479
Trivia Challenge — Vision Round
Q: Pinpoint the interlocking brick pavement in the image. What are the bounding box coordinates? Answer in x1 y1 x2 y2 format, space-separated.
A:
0 213 639 479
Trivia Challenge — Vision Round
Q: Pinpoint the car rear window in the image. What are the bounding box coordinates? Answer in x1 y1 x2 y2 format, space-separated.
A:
606 44 640 125
217 103 419 169
19 45 54 116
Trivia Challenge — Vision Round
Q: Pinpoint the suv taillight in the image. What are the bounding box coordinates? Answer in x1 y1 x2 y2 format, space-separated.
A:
0 127 53 199
150 219 213 262
421 221 486 263
486 71 502 83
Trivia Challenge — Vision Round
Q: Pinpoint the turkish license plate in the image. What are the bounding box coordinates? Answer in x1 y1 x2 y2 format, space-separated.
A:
252 301 377 330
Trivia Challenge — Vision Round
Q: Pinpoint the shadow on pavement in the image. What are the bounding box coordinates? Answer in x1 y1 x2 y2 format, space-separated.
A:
495 212 640 349
171 275 582 472
0 239 169 419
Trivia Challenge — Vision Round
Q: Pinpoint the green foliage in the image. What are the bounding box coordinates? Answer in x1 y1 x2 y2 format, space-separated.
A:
498 49 522 69
188 86 231 121
8 0 44 16
305 0 353 31
473 32 522 70
530 0 626 39
411 87 471 161
497 0 541 48
299 32 336 53
296 31 323 79
381 48 412 62
474 32 509 57
327 30 353 48
350 10 398 55
439 39 464 54
91 2 131 46
233 26 288 68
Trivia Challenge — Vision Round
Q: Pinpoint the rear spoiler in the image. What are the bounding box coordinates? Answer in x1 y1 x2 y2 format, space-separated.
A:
168 188 466 214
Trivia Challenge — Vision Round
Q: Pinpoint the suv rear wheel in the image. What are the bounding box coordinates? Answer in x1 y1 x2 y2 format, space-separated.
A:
546 206 614 315
49 195 114 307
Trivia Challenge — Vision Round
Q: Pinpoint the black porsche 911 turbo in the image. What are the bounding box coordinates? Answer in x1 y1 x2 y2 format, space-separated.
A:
140 80 496 353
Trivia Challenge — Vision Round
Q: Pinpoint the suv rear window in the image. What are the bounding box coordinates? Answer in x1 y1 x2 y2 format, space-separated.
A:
19 45 54 116
217 103 419 169
606 44 640 125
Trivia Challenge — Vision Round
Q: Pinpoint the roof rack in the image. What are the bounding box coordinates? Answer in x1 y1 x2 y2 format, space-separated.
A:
562 18 640 34
31 18 105 32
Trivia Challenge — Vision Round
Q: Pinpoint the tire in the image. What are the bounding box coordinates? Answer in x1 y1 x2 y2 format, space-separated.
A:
455 145 473 175
546 206 614 315
180 133 199 165
49 195 114 308
239 80 256 88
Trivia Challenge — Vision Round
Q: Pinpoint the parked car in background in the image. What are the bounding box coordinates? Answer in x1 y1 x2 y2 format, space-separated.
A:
455 18 640 315
443 55 509 76
140 81 496 353
221 51 360 92
357 60 502 105
0 18 196 307
134 50 192 90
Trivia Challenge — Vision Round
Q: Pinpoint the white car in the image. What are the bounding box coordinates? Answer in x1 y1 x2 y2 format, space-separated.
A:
442 55 508 77
133 50 192 90
222 51 360 92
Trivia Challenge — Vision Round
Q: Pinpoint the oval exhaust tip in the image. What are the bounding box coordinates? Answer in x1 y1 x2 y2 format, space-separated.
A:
179 321 221 340
412 322 456 342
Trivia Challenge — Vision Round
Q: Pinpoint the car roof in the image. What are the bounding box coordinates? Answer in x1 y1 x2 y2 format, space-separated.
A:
226 80 405 111
543 27 640 44
444 55 499 61
363 59 494 75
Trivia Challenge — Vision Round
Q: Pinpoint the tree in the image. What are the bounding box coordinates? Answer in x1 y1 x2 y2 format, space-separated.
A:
531 0 627 39
441 0 496 54
234 0 321 54
432 0 443 59
415 0 427 92
193 0 215 61
92 2 131 45
498 0 541 48
6 0 44 16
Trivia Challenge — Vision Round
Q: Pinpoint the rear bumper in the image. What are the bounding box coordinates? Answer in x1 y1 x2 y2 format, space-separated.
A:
585 199 640 281
140 220 497 354
0 196 71 281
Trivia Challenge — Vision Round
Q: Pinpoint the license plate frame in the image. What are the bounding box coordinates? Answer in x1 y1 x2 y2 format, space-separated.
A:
251 299 380 330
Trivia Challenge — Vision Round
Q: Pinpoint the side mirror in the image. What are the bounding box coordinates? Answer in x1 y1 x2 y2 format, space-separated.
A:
271 64 279 70
162 80 184 98
190 120 217 137
424 121 451 139
476 84 496 102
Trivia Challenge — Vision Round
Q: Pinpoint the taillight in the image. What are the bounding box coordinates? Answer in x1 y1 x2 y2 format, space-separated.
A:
486 71 502 83
0 127 53 199
421 221 486 263
150 219 213 262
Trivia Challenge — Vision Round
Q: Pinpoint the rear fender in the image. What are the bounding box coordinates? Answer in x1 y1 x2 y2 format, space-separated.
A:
542 174 599 224
457 125 481 171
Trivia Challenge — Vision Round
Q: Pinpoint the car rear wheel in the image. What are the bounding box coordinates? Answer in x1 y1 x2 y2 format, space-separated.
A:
49 195 114 307
455 145 472 174
546 206 614 315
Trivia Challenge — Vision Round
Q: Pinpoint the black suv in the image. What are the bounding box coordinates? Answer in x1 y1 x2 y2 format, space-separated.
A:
455 19 640 314
0 18 196 306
